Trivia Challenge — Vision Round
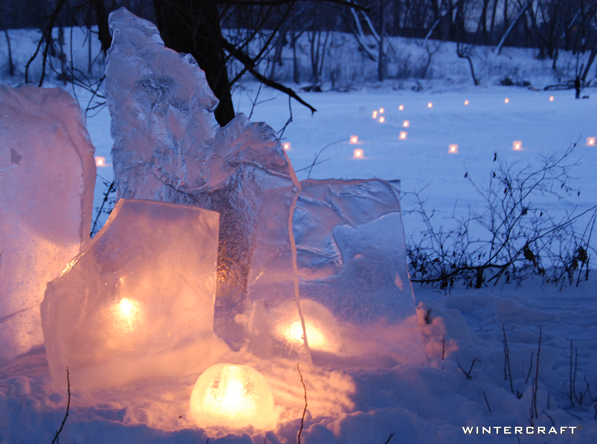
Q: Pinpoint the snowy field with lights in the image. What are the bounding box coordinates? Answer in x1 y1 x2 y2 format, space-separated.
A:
2 22 597 444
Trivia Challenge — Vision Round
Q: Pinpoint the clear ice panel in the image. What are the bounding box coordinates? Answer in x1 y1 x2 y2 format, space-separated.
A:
41 199 223 390
106 8 308 362
293 179 423 365
0 85 96 361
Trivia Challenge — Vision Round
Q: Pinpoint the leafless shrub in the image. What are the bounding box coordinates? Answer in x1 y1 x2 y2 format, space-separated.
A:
406 145 597 290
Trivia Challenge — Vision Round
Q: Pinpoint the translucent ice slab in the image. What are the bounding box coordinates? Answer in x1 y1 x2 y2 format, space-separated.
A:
293 179 424 366
0 85 95 361
41 199 225 390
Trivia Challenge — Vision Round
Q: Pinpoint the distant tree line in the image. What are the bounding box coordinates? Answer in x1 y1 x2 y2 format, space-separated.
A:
2 0 596 123
2 1 596 52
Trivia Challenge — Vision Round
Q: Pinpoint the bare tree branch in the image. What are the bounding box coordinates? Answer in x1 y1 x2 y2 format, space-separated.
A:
220 36 317 113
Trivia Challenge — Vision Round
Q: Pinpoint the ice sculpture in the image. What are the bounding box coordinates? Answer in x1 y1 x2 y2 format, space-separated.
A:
0 85 95 361
41 199 224 390
106 8 308 361
293 179 423 365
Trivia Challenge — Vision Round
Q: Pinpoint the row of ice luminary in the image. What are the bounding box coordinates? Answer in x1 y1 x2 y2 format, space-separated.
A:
370 95 561 116
349 137 595 159
94 105 596 166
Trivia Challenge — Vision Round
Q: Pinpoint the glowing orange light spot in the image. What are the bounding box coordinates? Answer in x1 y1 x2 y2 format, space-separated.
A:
403 120 410 127
189 364 276 430
427 102 433 108
379 116 385 123
464 100 469 105
449 144 458 154
379 108 385 114
372 110 378 118
505 98 510 103
399 105 404 111
587 137 596 146
95 156 106 167
349 135 359 144
513 141 522 151
282 142 291 151
399 132 407 140
353 149 364 158
549 96 554 101
112 297 142 333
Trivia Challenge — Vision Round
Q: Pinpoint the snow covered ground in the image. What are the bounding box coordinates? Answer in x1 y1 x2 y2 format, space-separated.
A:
2 26 597 443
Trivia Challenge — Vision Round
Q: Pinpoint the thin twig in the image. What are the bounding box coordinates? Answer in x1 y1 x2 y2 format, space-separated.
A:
382 432 395 444
482 390 492 413
584 376 597 420
51 367 71 444
502 324 514 394
293 139 347 178
24 0 67 85
532 327 542 419
458 358 478 380
91 180 116 237
525 351 533 384
297 363 307 444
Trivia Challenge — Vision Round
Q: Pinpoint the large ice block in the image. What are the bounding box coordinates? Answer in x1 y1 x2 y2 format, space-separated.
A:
41 199 224 390
293 179 423 365
106 8 308 362
0 85 96 361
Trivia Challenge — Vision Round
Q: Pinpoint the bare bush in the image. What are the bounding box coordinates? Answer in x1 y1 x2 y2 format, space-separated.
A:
406 145 597 290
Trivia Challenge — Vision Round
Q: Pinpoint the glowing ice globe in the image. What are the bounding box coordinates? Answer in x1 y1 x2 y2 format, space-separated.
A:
189 364 276 430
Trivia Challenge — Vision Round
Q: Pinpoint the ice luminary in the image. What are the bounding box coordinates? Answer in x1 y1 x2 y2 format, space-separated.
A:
41 199 223 390
464 100 469 105
513 140 522 150
95 156 106 167
379 107 385 113
505 98 510 103
427 102 433 108
189 364 276 430
276 299 342 354
353 149 364 158
549 96 554 101
399 131 407 140
293 179 425 367
282 142 291 151
0 85 96 361
587 137 596 146
449 144 458 153
399 105 404 111
349 135 359 144
402 120 410 127
372 110 378 118
379 116 385 123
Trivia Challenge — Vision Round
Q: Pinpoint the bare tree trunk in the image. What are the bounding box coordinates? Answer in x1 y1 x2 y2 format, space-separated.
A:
504 0 509 30
291 21 300 84
58 26 67 85
457 43 479 85
378 0 386 81
87 28 92 74
490 0 499 35
309 27 320 86
153 0 235 126
495 1 531 55
3 28 14 76
92 0 112 55
582 47 597 82
477 0 490 37
270 27 286 81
